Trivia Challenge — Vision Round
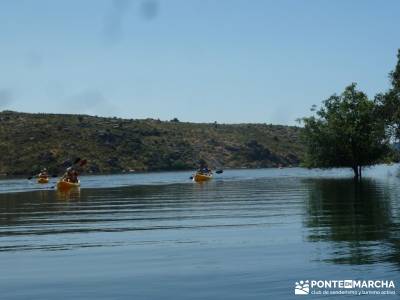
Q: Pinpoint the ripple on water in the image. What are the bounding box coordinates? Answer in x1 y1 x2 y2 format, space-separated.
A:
0 167 400 300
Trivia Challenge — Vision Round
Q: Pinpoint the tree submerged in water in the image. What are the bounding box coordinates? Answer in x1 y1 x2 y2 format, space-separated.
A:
301 83 390 180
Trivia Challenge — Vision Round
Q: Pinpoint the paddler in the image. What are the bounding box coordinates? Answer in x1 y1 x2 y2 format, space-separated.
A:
62 167 79 183
198 160 211 175
38 168 48 179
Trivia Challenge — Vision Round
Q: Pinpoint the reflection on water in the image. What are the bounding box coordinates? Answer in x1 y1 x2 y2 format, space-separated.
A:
0 167 399 299
305 178 400 266
56 187 81 201
0 179 306 250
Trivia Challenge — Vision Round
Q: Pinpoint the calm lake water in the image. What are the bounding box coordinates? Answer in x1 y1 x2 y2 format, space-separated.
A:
0 166 399 299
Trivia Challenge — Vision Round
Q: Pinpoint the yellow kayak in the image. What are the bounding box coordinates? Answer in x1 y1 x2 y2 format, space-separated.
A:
37 177 49 184
57 180 80 190
193 172 213 182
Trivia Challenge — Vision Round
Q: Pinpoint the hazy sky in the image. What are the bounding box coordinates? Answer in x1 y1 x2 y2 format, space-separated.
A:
0 0 399 124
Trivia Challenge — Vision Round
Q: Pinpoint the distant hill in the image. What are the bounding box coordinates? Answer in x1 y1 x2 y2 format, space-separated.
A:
0 111 304 176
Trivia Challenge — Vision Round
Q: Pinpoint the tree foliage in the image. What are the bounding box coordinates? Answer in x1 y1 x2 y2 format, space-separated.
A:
376 49 400 141
301 83 389 179
390 49 400 91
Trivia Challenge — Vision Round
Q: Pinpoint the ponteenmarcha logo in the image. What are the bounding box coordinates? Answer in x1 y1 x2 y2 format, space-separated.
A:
295 280 310 295
294 280 396 296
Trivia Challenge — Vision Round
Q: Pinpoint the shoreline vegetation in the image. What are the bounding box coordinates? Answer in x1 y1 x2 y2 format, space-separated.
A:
0 111 304 177
300 49 400 180
2 51 399 180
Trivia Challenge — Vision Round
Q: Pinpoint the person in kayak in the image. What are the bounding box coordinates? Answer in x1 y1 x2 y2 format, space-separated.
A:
200 167 211 174
62 167 79 183
198 160 212 175
38 168 49 179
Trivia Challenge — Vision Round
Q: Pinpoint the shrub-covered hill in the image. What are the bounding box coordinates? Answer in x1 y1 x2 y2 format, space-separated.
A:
0 111 304 176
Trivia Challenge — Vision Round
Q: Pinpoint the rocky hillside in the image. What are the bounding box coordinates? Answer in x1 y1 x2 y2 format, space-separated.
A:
0 111 304 176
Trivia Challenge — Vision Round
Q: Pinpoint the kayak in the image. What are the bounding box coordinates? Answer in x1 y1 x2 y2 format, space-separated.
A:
37 177 49 184
193 172 213 182
57 180 80 190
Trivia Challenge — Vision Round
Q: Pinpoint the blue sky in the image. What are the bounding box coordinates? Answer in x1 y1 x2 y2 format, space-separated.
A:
0 0 399 124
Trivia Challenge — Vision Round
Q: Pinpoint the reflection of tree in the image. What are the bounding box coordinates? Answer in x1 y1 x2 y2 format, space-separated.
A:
304 178 397 265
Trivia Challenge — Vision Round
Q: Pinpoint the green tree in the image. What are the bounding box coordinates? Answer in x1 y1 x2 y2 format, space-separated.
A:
301 83 389 180
376 49 400 141
390 49 400 91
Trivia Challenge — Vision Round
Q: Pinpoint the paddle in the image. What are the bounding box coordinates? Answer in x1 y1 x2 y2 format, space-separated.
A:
189 168 223 180
78 159 87 167
51 159 88 189
28 173 59 180
28 157 83 180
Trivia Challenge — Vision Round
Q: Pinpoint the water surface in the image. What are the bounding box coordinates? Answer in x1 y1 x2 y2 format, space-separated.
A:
0 166 399 299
